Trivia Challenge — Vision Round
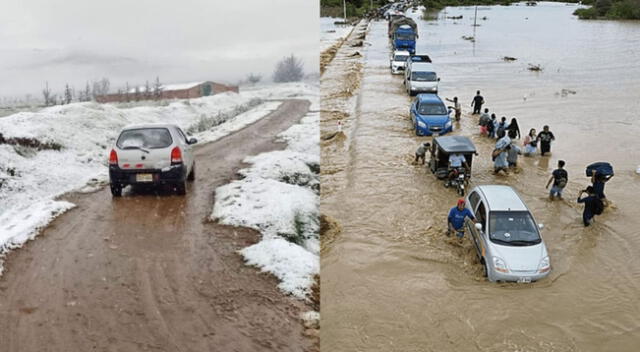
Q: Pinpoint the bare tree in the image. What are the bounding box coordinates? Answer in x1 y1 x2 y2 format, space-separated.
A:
153 76 163 100
100 78 110 95
125 82 130 102
42 81 52 106
134 86 141 101
273 54 304 83
247 73 262 85
92 81 100 100
84 82 91 101
64 84 72 104
144 80 151 100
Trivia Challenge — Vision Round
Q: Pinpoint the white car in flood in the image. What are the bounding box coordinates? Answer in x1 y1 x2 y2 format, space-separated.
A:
465 185 551 283
404 61 439 96
108 123 197 196
390 50 410 74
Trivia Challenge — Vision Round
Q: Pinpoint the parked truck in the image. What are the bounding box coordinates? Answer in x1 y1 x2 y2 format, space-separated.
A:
389 17 417 54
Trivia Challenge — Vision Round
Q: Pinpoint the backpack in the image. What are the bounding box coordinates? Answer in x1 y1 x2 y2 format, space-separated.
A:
491 148 502 161
592 198 604 215
556 177 567 188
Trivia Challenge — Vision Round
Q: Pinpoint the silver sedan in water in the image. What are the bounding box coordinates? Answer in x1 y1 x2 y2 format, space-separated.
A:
465 185 551 283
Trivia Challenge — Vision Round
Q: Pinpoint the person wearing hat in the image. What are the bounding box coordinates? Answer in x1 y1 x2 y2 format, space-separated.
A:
447 198 476 241
414 142 431 165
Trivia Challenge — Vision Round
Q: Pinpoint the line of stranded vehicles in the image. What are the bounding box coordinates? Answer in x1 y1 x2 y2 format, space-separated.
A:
385 10 551 283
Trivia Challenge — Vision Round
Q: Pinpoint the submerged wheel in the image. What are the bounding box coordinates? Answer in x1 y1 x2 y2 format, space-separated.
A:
187 163 195 181
110 184 122 197
175 181 187 195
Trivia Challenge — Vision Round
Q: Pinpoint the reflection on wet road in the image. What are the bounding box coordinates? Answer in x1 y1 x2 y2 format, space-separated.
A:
321 3 640 351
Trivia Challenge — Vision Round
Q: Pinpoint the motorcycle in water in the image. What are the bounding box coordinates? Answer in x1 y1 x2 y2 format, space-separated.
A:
445 167 468 196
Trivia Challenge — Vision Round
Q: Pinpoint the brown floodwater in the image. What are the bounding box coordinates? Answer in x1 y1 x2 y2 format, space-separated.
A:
321 3 640 351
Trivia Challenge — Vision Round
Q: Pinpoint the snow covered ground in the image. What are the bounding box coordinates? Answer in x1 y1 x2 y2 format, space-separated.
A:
0 82 316 274
321 17 354 52
211 93 319 300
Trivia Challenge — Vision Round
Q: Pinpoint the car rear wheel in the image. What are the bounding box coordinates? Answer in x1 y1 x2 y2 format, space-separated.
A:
110 184 122 197
175 181 187 195
187 163 195 181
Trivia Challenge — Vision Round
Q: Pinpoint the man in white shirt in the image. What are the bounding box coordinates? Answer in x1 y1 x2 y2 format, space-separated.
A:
447 152 469 185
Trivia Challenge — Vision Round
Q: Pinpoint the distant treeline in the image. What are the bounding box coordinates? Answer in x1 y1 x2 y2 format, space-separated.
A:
320 0 388 18
321 0 640 20
574 0 640 19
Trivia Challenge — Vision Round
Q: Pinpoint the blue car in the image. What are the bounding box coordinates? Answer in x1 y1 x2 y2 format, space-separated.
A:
410 94 453 136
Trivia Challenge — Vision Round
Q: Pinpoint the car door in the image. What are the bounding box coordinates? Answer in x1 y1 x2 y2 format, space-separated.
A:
474 201 489 261
466 191 482 257
410 99 417 124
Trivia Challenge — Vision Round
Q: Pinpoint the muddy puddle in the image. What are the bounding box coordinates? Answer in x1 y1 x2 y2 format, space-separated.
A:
321 3 640 351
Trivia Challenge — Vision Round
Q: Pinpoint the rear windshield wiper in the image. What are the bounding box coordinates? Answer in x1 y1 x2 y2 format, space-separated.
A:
122 145 149 153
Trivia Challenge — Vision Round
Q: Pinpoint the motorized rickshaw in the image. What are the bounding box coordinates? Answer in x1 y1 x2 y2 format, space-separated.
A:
428 136 477 196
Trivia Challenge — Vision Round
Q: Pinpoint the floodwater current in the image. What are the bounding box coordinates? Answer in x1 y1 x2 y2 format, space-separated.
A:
321 3 640 351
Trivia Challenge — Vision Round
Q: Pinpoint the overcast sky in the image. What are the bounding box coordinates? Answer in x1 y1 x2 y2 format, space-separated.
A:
0 0 319 98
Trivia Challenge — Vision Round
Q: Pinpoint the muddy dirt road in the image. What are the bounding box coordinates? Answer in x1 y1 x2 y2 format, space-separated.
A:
0 100 316 352
322 4 640 352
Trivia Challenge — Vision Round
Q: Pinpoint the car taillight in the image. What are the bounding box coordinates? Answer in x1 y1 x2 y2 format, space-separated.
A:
109 149 118 165
171 147 182 164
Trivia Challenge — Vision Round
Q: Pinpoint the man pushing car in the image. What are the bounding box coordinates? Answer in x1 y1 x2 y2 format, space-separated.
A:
447 198 477 243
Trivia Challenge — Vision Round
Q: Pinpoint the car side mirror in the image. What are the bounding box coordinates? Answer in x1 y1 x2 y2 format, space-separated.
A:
538 223 544 230
188 137 198 145
437 77 441 81
475 223 483 231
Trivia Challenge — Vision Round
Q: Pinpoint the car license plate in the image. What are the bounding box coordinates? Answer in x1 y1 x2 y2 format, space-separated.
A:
136 173 153 183
517 277 532 284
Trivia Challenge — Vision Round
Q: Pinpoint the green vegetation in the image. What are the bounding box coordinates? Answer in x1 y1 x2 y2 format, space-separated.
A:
320 0 387 18
421 0 516 11
574 0 640 19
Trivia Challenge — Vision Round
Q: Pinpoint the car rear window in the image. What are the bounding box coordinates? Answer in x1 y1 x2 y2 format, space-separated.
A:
117 128 173 149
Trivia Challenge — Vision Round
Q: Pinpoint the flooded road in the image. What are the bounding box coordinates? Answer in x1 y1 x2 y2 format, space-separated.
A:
321 3 640 351
0 100 316 352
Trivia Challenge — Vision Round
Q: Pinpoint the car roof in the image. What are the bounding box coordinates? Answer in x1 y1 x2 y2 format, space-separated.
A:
475 185 528 212
411 62 435 71
122 123 179 131
416 93 443 104
434 135 476 153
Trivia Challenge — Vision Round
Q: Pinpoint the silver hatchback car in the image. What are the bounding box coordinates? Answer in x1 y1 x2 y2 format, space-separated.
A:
465 185 551 283
108 123 197 196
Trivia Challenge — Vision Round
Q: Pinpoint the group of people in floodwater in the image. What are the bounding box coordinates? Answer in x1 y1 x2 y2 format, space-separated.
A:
415 90 613 232
467 91 556 175
468 90 611 227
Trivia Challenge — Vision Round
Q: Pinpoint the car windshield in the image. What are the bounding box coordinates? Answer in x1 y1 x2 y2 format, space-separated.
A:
489 211 541 246
394 55 409 61
411 71 437 82
418 103 447 115
117 128 173 149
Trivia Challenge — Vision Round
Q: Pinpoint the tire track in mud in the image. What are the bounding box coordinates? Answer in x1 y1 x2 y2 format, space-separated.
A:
0 100 317 352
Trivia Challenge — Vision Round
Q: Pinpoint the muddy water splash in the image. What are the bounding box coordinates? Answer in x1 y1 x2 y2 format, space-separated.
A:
321 3 640 351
